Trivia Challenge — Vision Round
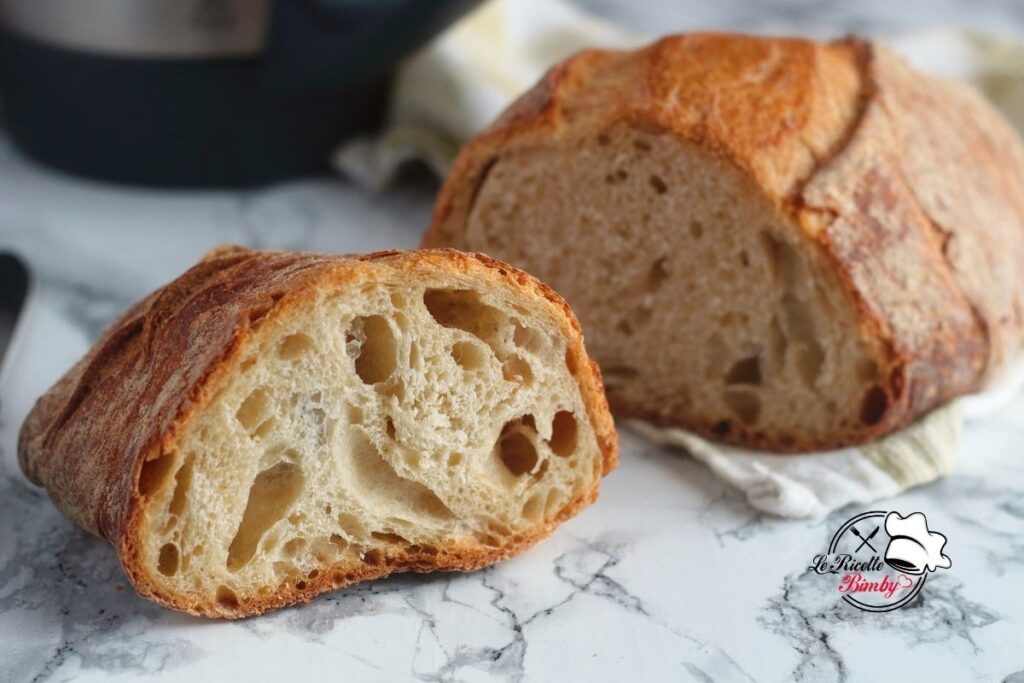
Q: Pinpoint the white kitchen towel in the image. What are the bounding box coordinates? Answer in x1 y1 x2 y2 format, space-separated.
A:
629 358 1024 520
335 0 1024 518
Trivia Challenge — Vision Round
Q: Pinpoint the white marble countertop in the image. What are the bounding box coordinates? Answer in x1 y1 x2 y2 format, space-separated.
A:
3 2 1024 680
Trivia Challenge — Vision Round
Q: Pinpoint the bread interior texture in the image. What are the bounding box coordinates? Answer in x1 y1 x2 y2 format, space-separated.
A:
136 272 599 611
461 125 885 447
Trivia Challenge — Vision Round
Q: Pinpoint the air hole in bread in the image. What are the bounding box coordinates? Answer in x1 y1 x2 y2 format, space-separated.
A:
451 341 488 371
385 416 396 440
496 417 539 476
253 417 277 439
403 450 422 469
282 537 306 559
520 493 544 520
216 585 239 609
349 315 397 384
797 343 825 389
390 379 407 402
859 386 888 426
633 138 652 152
278 333 315 360
447 452 464 468
261 531 281 554
371 531 408 545
336 513 367 541
310 539 338 562
513 322 545 354
273 561 296 577
725 355 762 386
488 520 512 538
724 390 761 425
423 289 507 353
548 411 578 456
544 491 562 518
475 532 502 547
498 434 538 476
349 431 454 519
158 543 179 576
168 454 194 516
329 534 348 552
236 388 270 432
689 220 704 240
502 355 533 383
227 461 305 571
363 549 384 565
139 449 177 497
649 174 668 194
392 311 410 333
739 250 750 268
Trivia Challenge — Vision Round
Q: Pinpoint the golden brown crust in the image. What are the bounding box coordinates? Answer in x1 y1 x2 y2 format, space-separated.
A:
18 247 617 618
424 32 1024 451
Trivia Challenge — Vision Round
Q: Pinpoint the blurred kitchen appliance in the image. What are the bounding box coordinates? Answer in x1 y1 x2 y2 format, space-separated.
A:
0 252 28 378
0 0 478 187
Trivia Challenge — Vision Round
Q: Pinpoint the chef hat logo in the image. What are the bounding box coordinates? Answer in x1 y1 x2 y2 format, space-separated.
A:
883 512 952 575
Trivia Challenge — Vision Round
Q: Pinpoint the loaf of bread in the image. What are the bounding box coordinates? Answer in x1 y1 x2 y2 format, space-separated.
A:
424 32 1024 452
18 247 616 618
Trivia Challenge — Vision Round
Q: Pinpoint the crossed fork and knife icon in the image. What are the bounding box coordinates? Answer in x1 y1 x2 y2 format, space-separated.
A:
849 525 880 553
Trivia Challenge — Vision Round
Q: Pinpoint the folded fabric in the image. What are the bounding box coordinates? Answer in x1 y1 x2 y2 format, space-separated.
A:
334 0 1024 518
627 403 962 520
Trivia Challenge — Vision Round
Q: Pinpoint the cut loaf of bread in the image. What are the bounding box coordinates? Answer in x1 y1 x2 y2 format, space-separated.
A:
425 32 1024 452
18 247 616 618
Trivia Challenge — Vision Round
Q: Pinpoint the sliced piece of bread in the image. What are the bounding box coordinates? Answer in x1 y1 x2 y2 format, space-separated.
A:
424 32 1024 452
18 247 617 618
